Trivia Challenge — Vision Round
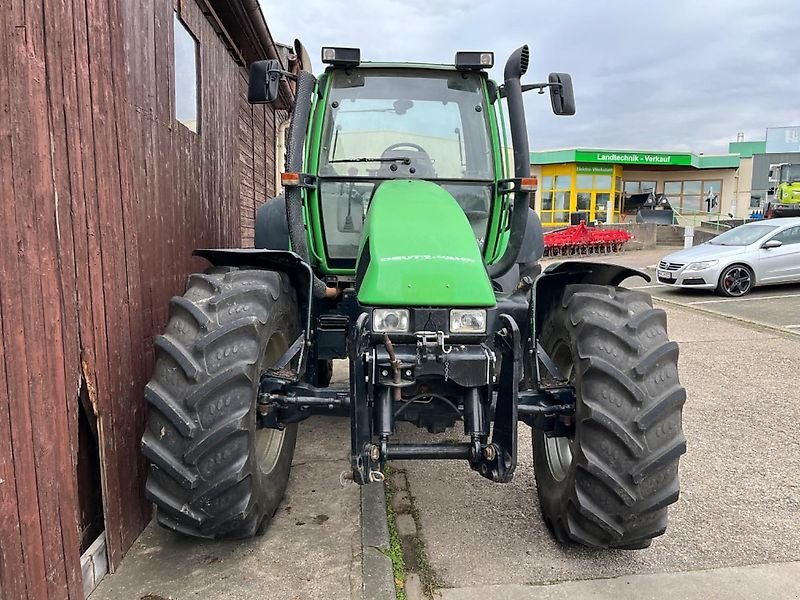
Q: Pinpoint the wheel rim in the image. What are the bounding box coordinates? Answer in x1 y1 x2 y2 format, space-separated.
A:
722 266 752 297
543 341 575 482
545 436 573 482
255 333 288 476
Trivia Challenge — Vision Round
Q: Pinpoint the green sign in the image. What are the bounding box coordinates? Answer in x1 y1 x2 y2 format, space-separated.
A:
575 150 694 166
576 164 614 175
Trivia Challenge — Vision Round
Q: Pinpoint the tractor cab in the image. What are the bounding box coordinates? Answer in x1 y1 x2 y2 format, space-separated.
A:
315 63 497 266
766 163 800 218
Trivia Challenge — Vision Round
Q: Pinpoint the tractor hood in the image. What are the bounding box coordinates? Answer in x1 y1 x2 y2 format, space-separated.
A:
355 180 496 307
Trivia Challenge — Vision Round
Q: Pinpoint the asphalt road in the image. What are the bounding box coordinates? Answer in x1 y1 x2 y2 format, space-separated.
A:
555 247 800 337
638 282 800 335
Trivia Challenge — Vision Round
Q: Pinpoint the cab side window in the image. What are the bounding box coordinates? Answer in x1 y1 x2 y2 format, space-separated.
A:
771 226 800 245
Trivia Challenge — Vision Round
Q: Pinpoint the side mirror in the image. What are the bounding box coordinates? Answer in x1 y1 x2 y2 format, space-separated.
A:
248 59 282 104
548 72 575 116
762 239 782 249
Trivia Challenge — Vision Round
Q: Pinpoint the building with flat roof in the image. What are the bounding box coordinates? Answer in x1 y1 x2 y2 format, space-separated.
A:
529 126 800 227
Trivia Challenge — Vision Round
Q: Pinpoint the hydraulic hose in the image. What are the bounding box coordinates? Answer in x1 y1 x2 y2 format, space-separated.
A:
285 71 330 298
486 45 542 280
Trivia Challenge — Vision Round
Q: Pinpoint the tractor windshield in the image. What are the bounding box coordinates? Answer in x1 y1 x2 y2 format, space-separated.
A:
782 164 800 184
317 68 495 264
320 68 492 179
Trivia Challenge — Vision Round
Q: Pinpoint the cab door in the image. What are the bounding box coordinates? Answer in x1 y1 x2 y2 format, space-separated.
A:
759 225 800 283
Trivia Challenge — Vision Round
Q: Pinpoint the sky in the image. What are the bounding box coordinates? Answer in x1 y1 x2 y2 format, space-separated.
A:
259 0 800 154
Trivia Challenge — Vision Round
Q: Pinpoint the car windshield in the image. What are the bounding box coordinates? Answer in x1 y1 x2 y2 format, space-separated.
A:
707 224 779 246
319 68 493 180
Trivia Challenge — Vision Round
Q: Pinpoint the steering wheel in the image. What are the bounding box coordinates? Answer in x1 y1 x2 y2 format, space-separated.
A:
382 141 428 155
378 142 436 178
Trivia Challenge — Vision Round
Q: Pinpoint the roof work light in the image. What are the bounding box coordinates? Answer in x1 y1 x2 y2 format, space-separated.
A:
321 47 361 67
454 51 494 70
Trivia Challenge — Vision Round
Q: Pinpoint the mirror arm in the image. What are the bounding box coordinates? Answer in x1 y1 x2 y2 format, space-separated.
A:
522 82 557 94
499 82 559 98
276 70 298 81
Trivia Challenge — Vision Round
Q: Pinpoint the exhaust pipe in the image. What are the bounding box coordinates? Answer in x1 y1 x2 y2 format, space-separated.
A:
285 71 331 298
486 45 543 279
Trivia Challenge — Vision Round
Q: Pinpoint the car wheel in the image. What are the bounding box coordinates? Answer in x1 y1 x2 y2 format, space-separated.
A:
717 264 753 297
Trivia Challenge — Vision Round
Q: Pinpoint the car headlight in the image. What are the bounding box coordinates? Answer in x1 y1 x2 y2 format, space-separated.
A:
685 260 718 271
450 309 486 333
373 309 409 333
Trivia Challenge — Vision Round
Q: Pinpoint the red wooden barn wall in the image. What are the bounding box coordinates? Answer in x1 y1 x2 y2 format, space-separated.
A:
0 0 285 597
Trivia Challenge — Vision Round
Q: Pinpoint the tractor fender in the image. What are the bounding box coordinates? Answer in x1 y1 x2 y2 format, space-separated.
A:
193 248 313 371
532 261 650 337
255 195 290 250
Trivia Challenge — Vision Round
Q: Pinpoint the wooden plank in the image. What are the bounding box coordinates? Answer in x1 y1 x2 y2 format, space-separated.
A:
83 0 127 568
40 0 87 594
0 25 28 592
6 0 76 595
106 0 151 544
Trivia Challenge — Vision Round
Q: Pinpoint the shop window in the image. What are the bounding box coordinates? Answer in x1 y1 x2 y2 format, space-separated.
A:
576 174 593 189
174 13 200 133
664 181 681 196
703 180 722 211
595 192 611 223
539 172 572 225
624 180 656 194
594 175 612 190
664 179 722 213
554 191 570 223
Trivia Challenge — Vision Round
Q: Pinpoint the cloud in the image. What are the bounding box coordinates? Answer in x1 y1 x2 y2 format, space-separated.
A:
260 0 800 153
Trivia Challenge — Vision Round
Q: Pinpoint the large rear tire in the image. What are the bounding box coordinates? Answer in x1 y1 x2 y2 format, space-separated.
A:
533 284 686 549
141 267 301 539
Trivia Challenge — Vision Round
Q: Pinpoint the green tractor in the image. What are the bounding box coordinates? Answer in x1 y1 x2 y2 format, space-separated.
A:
765 162 800 218
141 44 686 549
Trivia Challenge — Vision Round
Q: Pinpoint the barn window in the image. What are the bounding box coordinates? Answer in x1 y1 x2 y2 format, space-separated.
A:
173 13 199 132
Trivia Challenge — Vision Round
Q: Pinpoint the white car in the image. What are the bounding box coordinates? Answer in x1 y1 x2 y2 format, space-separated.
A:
657 217 800 297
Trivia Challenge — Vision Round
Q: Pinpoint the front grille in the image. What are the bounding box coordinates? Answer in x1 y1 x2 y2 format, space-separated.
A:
318 314 349 331
683 278 707 286
658 260 684 271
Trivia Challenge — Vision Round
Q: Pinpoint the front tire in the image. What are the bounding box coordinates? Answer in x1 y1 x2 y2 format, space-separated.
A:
533 284 686 549
717 264 753 297
141 267 301 539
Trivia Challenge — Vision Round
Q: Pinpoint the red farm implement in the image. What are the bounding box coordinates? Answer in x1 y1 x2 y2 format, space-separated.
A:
543 221 632 257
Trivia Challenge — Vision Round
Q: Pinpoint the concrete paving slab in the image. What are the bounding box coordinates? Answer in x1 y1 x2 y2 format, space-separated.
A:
397 304 800 593
437 561 800 600
91 415 361 600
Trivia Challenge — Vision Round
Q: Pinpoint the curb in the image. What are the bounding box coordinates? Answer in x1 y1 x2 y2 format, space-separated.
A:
361 481 396 600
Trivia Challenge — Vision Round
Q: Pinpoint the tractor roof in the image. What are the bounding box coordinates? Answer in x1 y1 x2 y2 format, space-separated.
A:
326 61 460 71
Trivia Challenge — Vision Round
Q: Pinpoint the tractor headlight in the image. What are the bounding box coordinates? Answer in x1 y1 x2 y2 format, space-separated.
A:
372 309 409 333
450 309 486 334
